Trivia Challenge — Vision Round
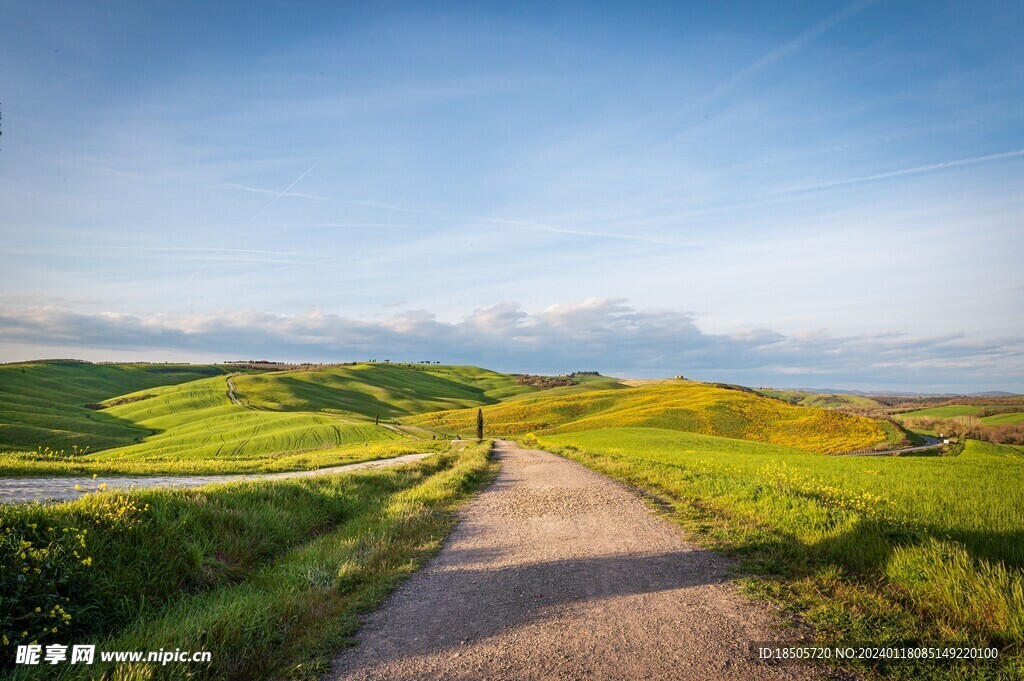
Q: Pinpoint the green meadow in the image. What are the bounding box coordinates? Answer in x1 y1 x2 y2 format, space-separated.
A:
531 428 1024 678
758 389 885 409
981 412 1024 425
0 362 229 453
898 405 984 419
0 362 544 476
229 363 541 416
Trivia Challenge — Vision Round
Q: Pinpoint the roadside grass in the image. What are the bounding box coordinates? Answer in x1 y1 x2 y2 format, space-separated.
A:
530 428 1024 679
1 441 495 679
0 440 450 477
411 382 890 454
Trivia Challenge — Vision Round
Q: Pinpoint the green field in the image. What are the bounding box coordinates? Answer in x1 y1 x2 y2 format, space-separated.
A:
758 389 884 409
410 382 892 454
895 403 1024 428
532 428 1024 677
981 412 1024 425
0 362 610 475
898 405 983 419
230 363 541 417
0 361 229 453
0 375 415 476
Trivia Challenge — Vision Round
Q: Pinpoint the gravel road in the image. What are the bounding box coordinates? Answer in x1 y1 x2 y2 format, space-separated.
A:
328 440 817 680
0 452 434 504
843 435 943 456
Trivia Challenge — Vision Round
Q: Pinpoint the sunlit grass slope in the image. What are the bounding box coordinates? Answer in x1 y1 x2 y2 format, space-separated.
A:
87 377 400 462
0 361 227 453
2 362 605 475
0 376 420 475
758 389 884 408
981 412 1024 425
898 404 983 419
411 382 887 454
501 374 628 401
533 429 1024 677
230 363 542 418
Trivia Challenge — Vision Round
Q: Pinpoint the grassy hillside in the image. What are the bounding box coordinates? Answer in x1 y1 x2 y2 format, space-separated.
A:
898 404 983 419
502 374 628 401
410 382 888 454
533 429 1024 678
758 389 884 409
229 363 539 417
0 361 228 453
2 362 605 475
0 376 419 475
894 404 1024 426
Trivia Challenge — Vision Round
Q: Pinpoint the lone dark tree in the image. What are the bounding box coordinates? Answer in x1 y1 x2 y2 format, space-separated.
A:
375 413 379 426
476 408 484 440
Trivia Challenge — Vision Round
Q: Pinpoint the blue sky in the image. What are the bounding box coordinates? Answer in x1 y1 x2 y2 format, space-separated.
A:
1 1 1022 391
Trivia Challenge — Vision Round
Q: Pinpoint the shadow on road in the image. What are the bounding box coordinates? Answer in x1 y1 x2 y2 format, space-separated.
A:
341 549 727 667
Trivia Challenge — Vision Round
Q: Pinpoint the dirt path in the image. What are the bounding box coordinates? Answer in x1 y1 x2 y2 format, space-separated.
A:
327 441 816 680
844 435 943 456
226 376 242 405
0 453 434 504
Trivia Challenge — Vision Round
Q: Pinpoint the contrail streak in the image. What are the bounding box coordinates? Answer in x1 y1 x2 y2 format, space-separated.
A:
781 148 1024 195
232 184 695 248
697 0 875 108
186 165 316 283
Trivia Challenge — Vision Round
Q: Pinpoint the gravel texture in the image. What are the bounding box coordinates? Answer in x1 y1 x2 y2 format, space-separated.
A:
328 440 818 680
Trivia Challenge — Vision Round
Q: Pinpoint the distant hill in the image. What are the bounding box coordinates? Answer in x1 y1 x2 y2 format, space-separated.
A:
0 361 619 457
756 389 884 409
777 387 1021 398
407 382 889 454
228 363 623 418
0 360 228 452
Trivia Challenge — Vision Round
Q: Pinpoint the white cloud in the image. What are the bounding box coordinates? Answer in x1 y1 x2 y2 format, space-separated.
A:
1 299 1020 392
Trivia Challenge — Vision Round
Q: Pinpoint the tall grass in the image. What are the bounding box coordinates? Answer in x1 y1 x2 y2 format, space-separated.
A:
1 442 495 679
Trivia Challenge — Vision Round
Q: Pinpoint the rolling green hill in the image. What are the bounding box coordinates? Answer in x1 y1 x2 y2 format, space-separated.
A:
897 404 983 419
408 382 889 454
0 361 228 453
92 377 401 462
0 362 610 474
229 363 540 417
757 389 884 408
